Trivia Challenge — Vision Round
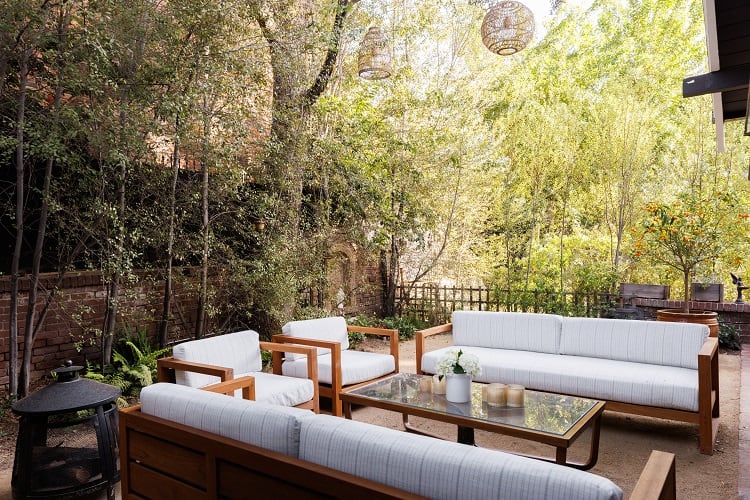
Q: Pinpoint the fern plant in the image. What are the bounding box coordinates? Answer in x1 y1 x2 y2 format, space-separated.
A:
85 329 171 400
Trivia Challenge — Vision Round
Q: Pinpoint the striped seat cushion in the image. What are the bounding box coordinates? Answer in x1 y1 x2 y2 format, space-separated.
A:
140 383 314 457
451 311 563 354
299 415 623 500
422 347 699 411
282 350 395 385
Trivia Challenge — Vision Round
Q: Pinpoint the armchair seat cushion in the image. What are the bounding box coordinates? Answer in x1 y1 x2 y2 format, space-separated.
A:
422 346 699 412
140 383 314 457
249 371 315 407
282 350 395 386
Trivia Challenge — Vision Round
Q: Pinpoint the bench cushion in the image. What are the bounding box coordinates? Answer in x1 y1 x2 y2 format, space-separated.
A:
452 311 562 354
140 383 313 457
423 347 699 412
172 330 262 388
299 415 622 500
282 350 395 385
560 317 708 369
282 317 350 360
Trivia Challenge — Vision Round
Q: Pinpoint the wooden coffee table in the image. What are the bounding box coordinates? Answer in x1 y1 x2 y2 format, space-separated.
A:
340 373 605 470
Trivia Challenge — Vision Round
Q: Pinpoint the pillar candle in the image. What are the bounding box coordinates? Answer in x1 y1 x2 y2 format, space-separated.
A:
419 376 432 392
487 383 507 407
507 384 525 407
432 374 446 394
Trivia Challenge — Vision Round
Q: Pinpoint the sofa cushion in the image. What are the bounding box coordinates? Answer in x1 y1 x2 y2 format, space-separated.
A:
422 347 699 412
282 317 349 360
172 330 262 388
560 317 708 369
452 311 563 354
299 414 622 500
140 383 313 457
282 350 395 385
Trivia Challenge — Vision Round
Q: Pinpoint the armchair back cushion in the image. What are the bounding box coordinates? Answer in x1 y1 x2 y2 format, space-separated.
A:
172 330 262 387
560 317 708 369
140 383 313 457
282 317 349 360
452 311 562 354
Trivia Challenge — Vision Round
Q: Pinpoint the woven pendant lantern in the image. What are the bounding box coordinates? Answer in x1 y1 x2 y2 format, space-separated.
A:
481 1 535 56
358 26 392 80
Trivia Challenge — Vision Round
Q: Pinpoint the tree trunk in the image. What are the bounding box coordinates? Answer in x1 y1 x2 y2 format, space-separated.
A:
683 270 691 313
195 113 211 339
160 119 180 347
9 51 30 398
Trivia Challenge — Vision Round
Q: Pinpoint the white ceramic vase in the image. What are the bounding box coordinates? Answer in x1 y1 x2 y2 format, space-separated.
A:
445 373 472 403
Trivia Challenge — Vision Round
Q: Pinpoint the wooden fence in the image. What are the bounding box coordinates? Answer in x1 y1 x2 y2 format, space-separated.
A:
395 284 615 324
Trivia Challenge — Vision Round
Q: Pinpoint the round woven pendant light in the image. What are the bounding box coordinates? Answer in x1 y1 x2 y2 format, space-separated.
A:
481 1 535 56
358 26 392 80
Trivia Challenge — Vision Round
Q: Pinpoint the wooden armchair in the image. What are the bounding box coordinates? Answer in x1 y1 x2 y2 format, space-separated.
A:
273 317 399 416
157 329 320 413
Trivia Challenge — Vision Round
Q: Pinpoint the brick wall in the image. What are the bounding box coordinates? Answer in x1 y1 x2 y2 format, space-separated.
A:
0 268 206 390
634 298 750 343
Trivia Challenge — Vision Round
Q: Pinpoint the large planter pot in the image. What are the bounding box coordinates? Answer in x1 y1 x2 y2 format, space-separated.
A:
445 374 472 403
656 309 719 338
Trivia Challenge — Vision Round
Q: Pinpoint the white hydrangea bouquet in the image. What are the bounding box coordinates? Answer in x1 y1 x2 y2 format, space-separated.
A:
435 349 481 380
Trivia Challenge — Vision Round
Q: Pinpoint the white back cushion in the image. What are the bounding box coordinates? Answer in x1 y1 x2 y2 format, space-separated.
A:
282 317 349 360
560 317 708 369
451 311 563 354
140 383 313 457
299 415 622 500
172 330 262 387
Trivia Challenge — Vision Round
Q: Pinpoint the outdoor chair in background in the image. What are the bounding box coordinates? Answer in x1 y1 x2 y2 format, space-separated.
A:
273 316 399 416
157 329 320 413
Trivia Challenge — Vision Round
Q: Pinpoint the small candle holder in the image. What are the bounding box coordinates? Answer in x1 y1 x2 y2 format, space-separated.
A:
486 383 508 407
432 374 446 395
419 376 432 393
507 384 525 407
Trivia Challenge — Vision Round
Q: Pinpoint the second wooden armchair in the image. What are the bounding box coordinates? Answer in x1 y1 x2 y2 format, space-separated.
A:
273 317 399 416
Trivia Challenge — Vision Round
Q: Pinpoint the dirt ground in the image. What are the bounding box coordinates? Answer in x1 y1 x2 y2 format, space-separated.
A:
0 333 740 499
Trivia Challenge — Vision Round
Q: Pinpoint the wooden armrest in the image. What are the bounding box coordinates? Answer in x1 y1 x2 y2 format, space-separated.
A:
416 323 453 338
260 341 317 357
698 336 718 359
629 450 676 500
157 357 234 382
347 325 397 337
272 334 341 351
202 376 256 400
346 326 399 369
415 323 453 374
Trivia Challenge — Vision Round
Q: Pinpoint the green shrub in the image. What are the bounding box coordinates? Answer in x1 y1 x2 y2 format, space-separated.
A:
84 328 170 399
718 322 742 351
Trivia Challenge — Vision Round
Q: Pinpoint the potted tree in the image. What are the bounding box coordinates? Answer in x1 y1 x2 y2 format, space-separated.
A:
632 190 743 336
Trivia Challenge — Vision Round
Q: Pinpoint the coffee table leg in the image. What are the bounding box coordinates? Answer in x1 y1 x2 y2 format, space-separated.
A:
563 409 602 470
344 401 353 419
457 426 475 446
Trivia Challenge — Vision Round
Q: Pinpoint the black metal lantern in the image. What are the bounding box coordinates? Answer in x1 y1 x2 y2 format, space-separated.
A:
12 361 121 500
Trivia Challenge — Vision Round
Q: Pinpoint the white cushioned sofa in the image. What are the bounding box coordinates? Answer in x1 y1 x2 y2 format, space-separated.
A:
156 329 320 412
416 311 720 454
120 382 676 499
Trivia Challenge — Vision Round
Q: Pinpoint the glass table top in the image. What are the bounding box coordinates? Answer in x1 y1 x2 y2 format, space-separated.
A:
345 373 599 436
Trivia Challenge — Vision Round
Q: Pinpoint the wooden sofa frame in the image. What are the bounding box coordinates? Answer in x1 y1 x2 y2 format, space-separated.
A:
273 325 400 417
157 340 320 413
120 378 677 500
416 323 720 455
